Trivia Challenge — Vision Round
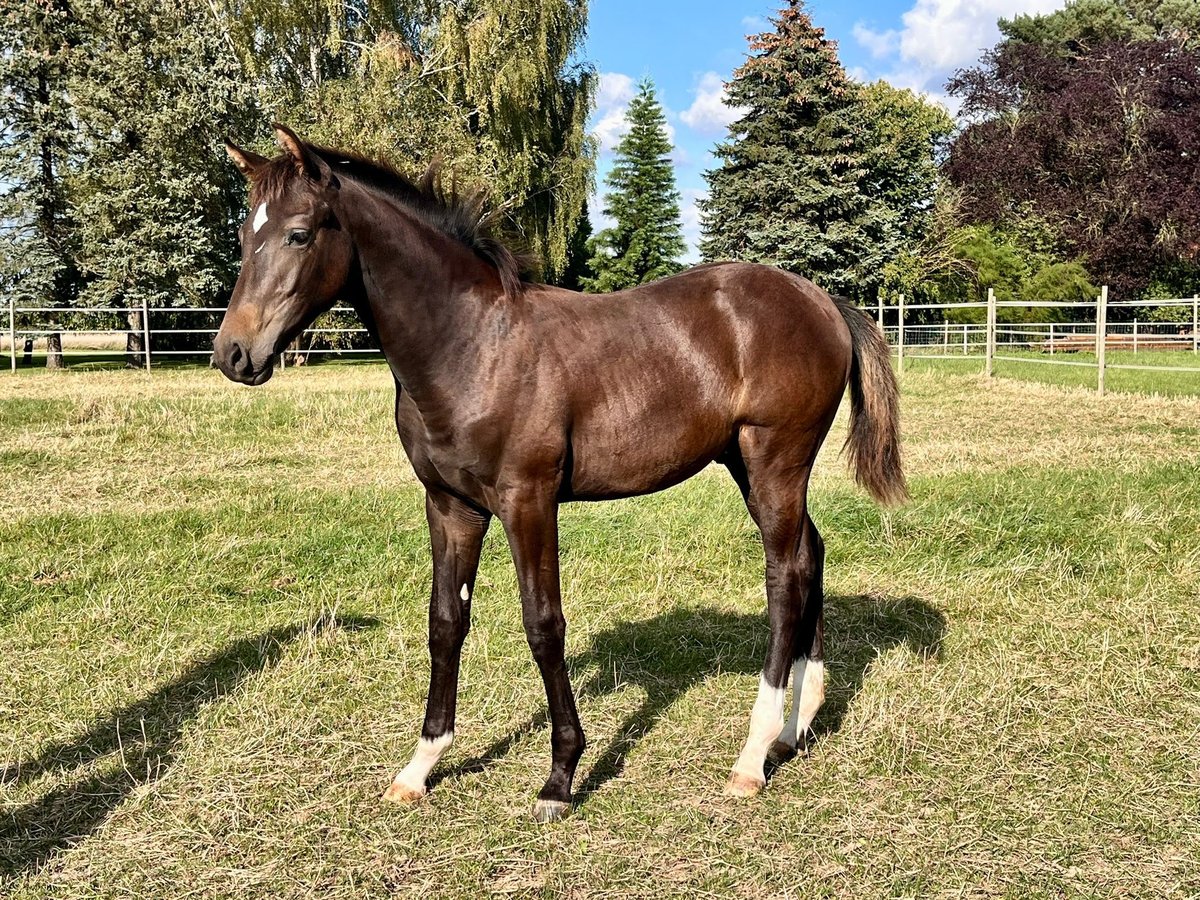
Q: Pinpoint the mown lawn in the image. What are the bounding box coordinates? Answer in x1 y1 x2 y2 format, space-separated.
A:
2 365 1198 898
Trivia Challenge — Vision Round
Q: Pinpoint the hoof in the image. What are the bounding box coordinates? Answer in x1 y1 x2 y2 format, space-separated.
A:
382 780 426 804
724 772 766 798
532 799 571 823
767 740 797 766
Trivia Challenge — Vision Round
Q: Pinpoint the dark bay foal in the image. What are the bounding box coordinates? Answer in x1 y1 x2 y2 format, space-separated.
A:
214 126 907 822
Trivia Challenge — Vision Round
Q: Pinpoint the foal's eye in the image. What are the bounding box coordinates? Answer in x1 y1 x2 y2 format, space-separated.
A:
285 229 311 246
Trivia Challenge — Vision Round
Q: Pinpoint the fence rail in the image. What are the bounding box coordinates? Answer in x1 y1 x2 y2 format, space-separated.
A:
871 289 1199 395
6 289 1200 395
3 303 372 372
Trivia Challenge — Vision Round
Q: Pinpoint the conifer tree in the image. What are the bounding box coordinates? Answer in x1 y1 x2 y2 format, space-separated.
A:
699 1 891 298
583 79 685 292
0 0 80 367
556 201 594 290
70 0 254 364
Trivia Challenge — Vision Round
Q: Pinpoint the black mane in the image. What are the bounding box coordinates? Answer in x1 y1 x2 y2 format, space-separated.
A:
252 145 533 297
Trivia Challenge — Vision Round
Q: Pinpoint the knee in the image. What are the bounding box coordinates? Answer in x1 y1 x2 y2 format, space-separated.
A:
428 608 467 653
522 608 566 651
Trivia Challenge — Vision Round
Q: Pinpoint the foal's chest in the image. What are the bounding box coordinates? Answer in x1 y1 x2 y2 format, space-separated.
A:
393 391 500 500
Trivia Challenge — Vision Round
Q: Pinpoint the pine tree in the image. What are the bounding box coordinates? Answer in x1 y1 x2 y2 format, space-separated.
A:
556 200 594 290
0 0 80 367
583 79 685 292
699 1 891 299
69 0 255 364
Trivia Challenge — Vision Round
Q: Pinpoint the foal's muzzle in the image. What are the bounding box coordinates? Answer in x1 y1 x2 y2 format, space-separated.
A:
212 335 275 385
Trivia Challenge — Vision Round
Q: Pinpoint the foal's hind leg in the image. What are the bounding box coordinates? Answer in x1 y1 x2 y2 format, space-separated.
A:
770 514 825 762
724 427 824 797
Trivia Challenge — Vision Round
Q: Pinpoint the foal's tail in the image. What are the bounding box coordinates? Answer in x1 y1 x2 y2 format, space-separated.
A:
833 298 909 507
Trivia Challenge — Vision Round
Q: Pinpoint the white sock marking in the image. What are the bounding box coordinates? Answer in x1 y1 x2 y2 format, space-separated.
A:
733 673 786 783
460 584 469 601
252 202 269 234
778 659 825 750
392 732 453 793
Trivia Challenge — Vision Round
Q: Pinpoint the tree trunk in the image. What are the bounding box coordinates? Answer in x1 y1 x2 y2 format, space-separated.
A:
125 309 145 368
287 335 308 366
46 332 65 369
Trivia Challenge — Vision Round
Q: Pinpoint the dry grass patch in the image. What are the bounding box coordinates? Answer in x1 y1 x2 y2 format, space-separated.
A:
2 363 1199 897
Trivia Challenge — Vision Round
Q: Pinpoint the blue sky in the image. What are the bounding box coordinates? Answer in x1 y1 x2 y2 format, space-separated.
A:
582 0 1067 260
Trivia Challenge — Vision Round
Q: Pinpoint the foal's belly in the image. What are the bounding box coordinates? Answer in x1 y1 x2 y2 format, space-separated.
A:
564 411 733 500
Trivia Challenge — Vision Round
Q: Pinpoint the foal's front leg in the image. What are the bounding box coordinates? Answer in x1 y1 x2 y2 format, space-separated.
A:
500 491 585 823
384 489 489 803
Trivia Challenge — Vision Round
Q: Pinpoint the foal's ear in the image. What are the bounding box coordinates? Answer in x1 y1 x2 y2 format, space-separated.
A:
272 122 335 186
224 140 267 179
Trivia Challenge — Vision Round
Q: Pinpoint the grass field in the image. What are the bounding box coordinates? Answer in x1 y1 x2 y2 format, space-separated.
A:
7 344 1200 395
902 349 1200 397
2 364 1199 898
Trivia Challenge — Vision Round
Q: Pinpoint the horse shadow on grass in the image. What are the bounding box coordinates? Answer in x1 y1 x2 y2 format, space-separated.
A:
0 614 379 878
436 594 946 804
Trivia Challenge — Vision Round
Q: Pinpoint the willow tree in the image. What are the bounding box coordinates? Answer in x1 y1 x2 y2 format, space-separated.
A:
433 0 594 277
214 0 595 279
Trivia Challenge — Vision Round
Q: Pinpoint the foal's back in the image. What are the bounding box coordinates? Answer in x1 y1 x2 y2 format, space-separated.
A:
524 262 853 499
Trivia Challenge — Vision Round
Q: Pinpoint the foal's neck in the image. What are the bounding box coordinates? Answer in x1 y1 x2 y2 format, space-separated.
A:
338 182 511 412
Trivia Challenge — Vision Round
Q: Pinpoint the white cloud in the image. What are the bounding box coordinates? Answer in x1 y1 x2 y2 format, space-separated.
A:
596 72 635 110
593 108 630 154
741 15 769 32
592 72 637 154
852 22 899 59
846 65 871 84
680 72 747 135
853 0 1065 95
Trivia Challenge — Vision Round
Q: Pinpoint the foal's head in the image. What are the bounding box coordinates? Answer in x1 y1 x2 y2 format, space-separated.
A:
213 124 353 385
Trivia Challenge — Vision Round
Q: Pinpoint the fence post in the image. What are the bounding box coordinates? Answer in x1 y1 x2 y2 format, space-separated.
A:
1049 322 1055 355
1133 318 1138 354
962 323 968 356
877 299 884 330
985 287 996 377
1193 295 1198 355
1096 285 1108 396
142 297 151 372
8 294 14 373
897 293 905 374
943 319 949 354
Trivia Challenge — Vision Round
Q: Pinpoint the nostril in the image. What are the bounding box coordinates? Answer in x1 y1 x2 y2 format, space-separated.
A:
228 341 244 369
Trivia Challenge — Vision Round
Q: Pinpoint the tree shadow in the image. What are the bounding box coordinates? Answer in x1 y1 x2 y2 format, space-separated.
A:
437 595 946 805
0 614 378 877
